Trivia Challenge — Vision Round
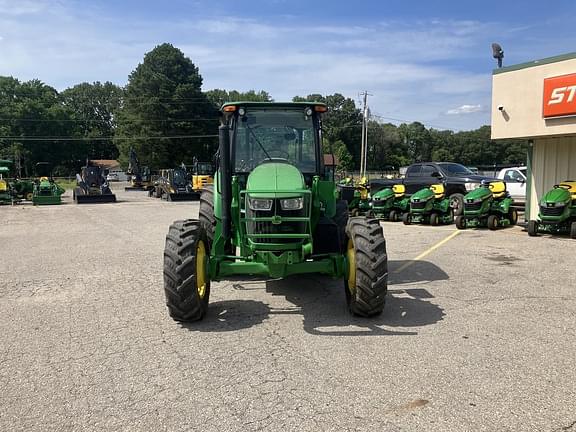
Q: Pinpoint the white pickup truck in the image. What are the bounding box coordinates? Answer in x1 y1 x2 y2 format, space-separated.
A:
497 166 527 205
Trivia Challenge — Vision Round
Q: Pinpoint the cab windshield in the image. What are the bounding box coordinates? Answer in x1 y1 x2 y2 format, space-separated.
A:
234 108 317 173
173 169 187 185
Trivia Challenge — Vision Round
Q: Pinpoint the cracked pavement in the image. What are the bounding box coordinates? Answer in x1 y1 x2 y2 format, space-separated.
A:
1 186 575 431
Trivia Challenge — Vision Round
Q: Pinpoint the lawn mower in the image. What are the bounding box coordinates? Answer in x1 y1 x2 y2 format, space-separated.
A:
367 184 410 221
163 102 388 322
403 184 453 225
527 181 576 238
0 164 11 205
455 181 518 230
338 177 371 216
32 162 65 205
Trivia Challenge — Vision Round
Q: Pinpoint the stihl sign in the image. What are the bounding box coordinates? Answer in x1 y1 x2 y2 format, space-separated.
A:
543 73 576 118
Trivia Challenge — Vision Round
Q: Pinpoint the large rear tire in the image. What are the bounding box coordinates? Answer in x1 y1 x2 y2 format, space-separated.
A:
199 185 215 242
527 220 539 237
163 220 210 322
344 217 388 317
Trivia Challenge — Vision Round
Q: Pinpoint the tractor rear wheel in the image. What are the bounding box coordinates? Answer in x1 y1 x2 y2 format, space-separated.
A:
527 220 539 237
163 220 210 322
455 215 466 230
344 217 388 317
333 200 349 253
487 215 499 230
508 207 518 226
570 222 576 239
199 185 216 242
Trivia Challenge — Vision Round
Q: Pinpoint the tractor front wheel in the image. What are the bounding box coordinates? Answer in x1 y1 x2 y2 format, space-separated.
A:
455 215 466 230
389 210 398 222
344 218 388 317
570 222 576 239
402 212 412 225
487 215 499 230
430 212 439 226
527 220 539 237
163 220 210 322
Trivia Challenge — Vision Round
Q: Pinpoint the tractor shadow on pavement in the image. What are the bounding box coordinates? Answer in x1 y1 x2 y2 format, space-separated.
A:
263 260 448 336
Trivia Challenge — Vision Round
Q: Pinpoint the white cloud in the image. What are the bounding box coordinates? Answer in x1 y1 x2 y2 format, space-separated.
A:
446 104 483 115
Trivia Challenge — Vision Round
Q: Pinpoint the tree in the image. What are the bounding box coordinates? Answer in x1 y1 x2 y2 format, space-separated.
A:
61 82 123 160
205 89 272 108
115 44 219 169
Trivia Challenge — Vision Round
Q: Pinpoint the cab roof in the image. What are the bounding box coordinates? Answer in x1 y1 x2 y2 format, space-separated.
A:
220 101 327 111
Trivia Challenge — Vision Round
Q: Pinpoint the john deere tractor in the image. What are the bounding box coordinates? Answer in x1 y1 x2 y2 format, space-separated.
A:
403 184 454 225
32 163 65 205
455 181 518 230
163 102 388 322
527 181 576 238
368 184 410 221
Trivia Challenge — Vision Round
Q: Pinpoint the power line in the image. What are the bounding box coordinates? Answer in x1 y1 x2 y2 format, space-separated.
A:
0 134 218 141
0 117 219 123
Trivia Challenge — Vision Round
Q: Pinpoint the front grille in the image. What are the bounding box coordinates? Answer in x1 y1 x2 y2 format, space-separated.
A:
411 201 427 210
540 205 564 217
246 199 307 244
464 202 482 212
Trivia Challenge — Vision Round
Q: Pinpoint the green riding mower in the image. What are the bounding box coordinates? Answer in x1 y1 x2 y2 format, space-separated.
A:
10 178 35 202
0 165 11 205
403 184 454 225
163 102 389 322
367 184 410 221
338 177 371 216
527 181 576 238
32 163 65 205
73 163 116 203
455 181 518 230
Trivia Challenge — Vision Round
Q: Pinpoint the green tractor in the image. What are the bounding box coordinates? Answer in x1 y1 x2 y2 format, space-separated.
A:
0 162 12 205
527 181 576 238
402 184 454 226
455 181 518 230
367 184 410 221
163 102 388 322
32 162 65 205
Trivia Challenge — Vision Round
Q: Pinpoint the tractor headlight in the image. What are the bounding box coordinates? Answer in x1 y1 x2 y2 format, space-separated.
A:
279 197 303 211
249 198 273 211
464 182 480 192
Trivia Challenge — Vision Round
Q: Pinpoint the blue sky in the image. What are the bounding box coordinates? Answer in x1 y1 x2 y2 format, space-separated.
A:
1 0 575 131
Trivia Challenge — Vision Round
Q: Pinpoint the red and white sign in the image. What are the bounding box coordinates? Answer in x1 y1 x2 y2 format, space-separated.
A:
543 73 576 118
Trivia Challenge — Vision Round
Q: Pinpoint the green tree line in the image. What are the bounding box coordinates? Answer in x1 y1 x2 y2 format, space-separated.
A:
0 43 527 177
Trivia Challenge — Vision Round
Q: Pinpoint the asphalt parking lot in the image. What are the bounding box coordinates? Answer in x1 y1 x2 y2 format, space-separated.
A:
1 185 575 432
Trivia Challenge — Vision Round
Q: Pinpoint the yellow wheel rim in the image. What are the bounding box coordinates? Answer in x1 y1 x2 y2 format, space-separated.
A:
346 238 356 291
196 240 207 299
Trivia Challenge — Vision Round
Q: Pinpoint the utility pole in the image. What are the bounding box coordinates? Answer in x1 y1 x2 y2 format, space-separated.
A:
359 91 371 179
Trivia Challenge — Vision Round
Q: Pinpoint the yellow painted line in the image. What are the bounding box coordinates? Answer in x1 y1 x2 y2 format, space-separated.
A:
393 230 461 274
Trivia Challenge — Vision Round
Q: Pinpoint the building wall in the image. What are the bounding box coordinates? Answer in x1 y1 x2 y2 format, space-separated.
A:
491 56 576 140
530 136 576 219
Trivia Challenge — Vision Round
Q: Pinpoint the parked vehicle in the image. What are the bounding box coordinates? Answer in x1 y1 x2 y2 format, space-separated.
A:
367 184 410 221
371 162 496 215
497 166 527 205
403 184 454 226
527 181 576 238
456 181 518 230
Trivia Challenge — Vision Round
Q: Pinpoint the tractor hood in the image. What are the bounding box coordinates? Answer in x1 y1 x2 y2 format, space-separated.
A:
541 187 571 205
372 188 395 200
465 185 492 202
411 187 435 202
246 161 305 197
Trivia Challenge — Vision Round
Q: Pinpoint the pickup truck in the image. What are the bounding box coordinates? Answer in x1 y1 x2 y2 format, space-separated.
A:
370 162 496 215
497 166 526 205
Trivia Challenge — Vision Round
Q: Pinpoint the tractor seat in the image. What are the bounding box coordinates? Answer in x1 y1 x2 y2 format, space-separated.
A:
393 184 405 198
559 181 576 198
430 184 445 199
489 181 507 199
